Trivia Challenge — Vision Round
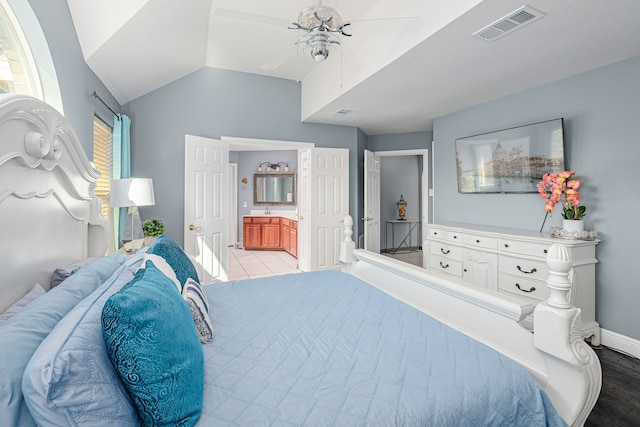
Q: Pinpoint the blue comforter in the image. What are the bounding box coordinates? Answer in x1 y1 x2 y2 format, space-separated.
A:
199 270 566 426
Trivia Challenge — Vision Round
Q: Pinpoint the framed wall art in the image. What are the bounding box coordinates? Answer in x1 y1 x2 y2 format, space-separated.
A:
455 118 565 193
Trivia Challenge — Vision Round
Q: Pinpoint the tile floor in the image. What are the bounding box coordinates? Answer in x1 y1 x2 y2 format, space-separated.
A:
228 247 423 281
228 246 300 280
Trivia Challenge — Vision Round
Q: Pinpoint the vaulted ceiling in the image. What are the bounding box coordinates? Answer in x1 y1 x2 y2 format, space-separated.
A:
67 0 640 134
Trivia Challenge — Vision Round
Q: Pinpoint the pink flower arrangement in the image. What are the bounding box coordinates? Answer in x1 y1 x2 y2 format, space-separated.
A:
536 171 586 220
241 177 248 185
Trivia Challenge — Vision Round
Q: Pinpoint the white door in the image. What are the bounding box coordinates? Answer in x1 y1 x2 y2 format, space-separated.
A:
297 148 311 272
300 147 349 271
228 163 238 247
364 150 380 253
184 135 228 282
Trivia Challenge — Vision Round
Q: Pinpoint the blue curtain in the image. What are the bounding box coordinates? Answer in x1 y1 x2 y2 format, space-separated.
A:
112 114 131 247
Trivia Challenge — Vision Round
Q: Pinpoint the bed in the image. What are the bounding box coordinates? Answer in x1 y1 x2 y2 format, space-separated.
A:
0 94 601 426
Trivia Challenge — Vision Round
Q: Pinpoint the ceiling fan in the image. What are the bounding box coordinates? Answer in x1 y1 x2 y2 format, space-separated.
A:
215 1 422 67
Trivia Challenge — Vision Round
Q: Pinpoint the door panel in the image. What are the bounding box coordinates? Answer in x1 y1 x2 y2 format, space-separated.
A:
184 135 228 282
364 150 380 253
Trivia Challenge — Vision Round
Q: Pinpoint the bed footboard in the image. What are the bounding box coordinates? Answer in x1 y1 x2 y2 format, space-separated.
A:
338 215 601 426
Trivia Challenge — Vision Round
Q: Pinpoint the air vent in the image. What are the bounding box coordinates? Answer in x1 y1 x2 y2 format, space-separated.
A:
473 6 544 41
331 108 352 117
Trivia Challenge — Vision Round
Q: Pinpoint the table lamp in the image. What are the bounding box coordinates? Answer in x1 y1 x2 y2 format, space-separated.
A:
110 178 155 245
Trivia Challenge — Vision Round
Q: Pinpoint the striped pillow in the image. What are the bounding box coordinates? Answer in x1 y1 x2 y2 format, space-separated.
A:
182 278 213 344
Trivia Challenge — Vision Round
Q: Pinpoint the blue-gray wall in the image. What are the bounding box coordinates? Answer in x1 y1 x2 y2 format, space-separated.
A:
433 54 640 340
123 67 361 245
28 0 121 155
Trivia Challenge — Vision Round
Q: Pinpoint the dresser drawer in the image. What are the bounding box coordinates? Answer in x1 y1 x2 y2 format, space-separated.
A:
428 227 463 244
499 272 549 301
499 255 549 281
429 241 463 261
499 239 550 258
428 255 463 277
464 233 498 250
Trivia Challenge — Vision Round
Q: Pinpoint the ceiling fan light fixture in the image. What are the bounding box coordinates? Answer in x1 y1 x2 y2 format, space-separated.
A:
311 45 329 62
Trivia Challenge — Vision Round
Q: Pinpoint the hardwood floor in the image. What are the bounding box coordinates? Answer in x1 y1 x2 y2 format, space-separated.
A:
587 345 640 426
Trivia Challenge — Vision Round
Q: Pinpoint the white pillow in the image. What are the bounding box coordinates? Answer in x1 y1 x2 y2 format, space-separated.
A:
139 253 181 291
0 284 46 323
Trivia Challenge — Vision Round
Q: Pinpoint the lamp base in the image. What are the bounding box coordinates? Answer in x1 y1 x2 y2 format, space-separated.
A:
121 206 144 247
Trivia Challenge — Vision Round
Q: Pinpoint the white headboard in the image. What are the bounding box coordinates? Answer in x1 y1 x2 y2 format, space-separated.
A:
0 94 108 313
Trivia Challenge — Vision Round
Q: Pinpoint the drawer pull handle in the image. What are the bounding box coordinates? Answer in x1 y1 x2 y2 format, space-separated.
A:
516 283 536 293
516 265 537 274
440 248 450 255
439 261 449 269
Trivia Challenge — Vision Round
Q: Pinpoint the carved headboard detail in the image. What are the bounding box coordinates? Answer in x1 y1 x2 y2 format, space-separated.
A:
0 94 108 313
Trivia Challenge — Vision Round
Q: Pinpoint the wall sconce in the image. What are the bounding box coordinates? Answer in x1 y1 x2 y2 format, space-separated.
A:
257 161 290 172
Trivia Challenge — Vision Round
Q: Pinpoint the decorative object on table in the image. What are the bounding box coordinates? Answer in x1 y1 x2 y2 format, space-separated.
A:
142 218 166 246
396 194 407 220
110 178 155 247
537 170 591 237
241 177 248 189
549 226 597 241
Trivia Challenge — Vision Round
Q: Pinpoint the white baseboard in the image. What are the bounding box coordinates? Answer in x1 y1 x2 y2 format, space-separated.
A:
600 328 640 359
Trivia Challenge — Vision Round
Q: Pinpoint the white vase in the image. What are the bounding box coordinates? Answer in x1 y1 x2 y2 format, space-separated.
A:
563 219 584 233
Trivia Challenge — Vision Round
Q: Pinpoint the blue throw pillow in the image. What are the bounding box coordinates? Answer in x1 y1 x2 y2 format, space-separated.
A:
0 267 102 427
148 235 199 286
102 260 204 427
22 252 147 427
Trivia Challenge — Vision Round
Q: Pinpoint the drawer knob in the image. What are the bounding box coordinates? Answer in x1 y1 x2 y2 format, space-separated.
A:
543 249 548 254
440 248 450 255
453 235 458 239
504 243 509 248
434 232 438 235
516 283 536 293
439 261 449 269
516 265 537 274
476 239 480 243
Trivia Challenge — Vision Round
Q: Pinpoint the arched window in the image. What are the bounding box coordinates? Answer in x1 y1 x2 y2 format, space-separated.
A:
0 0 61 112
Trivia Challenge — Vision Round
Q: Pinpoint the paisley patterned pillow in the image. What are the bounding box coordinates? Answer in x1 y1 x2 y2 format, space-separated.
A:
101 260 204 427
147 235 199 286
182 278 213 344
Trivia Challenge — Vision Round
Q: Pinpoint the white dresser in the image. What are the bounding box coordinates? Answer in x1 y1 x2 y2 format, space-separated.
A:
424 223 600 344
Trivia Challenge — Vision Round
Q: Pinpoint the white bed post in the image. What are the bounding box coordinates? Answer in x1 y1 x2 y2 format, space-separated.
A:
339 215 356 272
534 243 601 426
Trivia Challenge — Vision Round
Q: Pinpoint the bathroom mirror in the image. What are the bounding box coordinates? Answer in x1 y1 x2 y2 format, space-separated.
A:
253 173 296 205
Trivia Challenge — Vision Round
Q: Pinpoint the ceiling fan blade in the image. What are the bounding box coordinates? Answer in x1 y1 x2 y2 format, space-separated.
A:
214 8 292 27
347 16 423 34
261 44 299 71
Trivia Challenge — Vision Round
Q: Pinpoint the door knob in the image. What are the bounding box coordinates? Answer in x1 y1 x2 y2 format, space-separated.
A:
362 217 373 221
189 224 201 231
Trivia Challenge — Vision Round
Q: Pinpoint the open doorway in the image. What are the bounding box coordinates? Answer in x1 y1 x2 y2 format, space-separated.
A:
364 149 428 268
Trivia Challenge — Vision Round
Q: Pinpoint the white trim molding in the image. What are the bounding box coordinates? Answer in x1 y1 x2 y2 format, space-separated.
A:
601 328 640 360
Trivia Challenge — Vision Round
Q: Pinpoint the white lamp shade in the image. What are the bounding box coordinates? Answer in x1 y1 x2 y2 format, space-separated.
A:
110 178 155 208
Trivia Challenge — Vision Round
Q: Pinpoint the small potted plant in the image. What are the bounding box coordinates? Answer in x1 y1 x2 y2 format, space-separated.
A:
142 218 166 246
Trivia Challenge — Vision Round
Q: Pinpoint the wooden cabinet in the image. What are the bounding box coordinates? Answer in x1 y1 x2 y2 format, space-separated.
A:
243 217 280 250
424 223 600 344
243 216 297 258
281 218 297 257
